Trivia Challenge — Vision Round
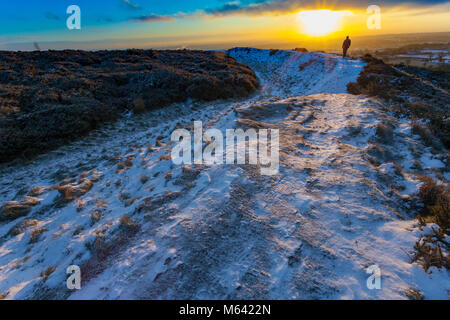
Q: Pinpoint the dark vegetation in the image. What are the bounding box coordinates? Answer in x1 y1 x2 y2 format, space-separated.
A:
269 48 308 56
347 54 449 149
0 49 259 163
415 177 449 234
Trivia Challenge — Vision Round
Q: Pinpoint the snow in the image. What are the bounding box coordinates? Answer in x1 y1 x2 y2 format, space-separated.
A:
228 48 365 97
420 154 445 169
0 48 448 300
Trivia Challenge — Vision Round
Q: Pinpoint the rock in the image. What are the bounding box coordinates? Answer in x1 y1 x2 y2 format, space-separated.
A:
1 197 42 221
52 170 101 202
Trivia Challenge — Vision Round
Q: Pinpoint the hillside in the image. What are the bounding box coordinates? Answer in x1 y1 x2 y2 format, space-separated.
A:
0 48 448 300
0 49 258 163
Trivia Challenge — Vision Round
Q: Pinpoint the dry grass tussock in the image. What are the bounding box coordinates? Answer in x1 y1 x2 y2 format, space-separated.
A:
412 177 449 271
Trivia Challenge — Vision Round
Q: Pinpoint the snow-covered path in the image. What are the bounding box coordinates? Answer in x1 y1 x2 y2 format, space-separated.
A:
0 49 448 299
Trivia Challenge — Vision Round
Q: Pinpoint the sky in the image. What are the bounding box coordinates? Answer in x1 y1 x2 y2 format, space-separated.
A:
1 0 449 50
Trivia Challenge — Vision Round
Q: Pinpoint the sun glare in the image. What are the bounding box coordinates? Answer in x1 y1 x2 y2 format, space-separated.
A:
297 9 353 36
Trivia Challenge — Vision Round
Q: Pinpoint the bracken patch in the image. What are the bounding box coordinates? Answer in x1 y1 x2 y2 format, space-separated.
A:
0 50 259 163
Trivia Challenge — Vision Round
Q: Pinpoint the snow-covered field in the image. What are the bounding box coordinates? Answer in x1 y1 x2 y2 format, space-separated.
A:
390 48 450 65
0 48 448 299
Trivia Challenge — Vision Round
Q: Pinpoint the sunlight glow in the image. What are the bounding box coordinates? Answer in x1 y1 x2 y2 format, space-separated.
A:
297 10 353 36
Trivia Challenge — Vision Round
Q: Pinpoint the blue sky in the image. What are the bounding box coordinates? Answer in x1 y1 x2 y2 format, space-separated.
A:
1 0 221 33
1 0 449 50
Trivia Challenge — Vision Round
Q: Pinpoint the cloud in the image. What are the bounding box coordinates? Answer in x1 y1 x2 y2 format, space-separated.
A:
131 14 176 22
44 12 61 21
204 0 450 16
120 0 141 10
126 0 449 24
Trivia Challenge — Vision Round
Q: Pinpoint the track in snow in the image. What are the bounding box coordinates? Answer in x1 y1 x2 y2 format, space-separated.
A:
0 49 448 300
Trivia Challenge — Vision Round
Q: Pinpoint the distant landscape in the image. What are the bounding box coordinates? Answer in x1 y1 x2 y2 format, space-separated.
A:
270 32 450 71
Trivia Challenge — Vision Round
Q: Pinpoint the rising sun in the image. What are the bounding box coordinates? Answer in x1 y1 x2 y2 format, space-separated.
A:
297 9 353 36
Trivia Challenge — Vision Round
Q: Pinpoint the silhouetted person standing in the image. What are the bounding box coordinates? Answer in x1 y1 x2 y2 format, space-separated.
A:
342 36 351 58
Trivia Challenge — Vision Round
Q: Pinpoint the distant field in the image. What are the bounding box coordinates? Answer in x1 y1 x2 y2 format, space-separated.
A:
353 41 450 71
262 32 450 52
